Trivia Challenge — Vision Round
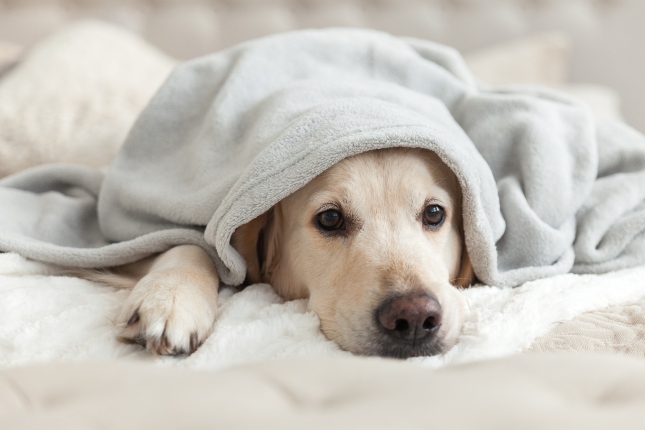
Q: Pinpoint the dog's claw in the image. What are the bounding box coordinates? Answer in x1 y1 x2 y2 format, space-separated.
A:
117 268 217 357
121 328 199 356
126 310 140 326
149 337 161 355
189 332 199 354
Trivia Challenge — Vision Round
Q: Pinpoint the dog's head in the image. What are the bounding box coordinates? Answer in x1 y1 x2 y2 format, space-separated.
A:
233 148 473 358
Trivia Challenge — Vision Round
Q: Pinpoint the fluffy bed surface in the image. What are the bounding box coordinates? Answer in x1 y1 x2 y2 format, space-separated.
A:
531 296 645 355
2 252 644 369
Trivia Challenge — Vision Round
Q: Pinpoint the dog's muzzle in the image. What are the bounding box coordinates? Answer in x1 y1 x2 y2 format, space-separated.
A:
373 291 444 358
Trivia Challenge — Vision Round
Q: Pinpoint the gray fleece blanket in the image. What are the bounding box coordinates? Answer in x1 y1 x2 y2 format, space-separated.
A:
1 29 644 288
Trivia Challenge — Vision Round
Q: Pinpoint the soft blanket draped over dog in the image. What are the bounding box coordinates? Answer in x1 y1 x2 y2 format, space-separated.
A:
1 29 644 287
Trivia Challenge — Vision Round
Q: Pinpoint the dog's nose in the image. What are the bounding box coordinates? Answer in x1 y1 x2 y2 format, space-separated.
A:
377 292 442 342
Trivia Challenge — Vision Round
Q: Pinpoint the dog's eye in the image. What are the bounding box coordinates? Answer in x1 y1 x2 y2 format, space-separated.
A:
317 209 344 231
423 205 445 227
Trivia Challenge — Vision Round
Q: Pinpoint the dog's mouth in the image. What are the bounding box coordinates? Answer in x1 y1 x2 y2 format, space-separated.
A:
334 324 448 359
366 334 446 359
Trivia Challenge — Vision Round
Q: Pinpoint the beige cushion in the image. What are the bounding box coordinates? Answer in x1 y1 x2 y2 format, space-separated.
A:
464 32 571 87
463 32 623 121
556 84 624 122
2 353 645 429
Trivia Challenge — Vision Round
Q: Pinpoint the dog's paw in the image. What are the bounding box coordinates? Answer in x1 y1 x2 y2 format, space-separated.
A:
117 267 218 356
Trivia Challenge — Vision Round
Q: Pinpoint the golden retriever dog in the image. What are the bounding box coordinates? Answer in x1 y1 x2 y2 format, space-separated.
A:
96 147 474 359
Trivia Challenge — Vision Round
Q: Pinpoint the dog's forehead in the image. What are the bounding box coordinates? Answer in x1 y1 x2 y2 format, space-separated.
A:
305 149 456 209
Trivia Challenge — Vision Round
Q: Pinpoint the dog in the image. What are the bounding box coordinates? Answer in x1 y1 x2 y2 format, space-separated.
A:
93 147 474 359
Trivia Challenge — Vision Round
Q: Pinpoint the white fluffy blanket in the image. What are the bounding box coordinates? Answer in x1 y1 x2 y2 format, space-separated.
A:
2 252 644 369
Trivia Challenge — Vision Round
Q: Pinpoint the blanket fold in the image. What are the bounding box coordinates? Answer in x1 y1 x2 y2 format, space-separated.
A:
0 28 644 287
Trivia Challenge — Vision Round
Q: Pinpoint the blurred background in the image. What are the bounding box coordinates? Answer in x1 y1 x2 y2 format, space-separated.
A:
0 0 643 132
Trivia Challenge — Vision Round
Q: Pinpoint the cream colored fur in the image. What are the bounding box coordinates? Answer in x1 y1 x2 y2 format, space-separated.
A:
115 246 219 355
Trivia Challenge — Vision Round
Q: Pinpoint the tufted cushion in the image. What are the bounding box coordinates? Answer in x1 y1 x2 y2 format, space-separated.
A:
3 354 645 429
0 0 642 131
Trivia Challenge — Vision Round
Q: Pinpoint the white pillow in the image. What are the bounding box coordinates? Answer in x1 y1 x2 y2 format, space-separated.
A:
464 32 623 121
0 21 176 177
555 84 624 122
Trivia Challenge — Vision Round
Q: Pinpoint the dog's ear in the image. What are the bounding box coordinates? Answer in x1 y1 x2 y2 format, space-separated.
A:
231 205 283 285
259 204 284 284
453 245 475 288
231 212 267 285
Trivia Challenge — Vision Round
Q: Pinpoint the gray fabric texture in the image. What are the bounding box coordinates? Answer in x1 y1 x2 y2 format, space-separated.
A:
0 28 644 287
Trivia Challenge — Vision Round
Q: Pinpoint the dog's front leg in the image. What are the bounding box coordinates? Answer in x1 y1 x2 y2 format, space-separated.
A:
118 245 219 355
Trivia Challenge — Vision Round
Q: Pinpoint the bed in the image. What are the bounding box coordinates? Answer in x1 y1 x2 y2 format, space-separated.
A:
0 1 644 427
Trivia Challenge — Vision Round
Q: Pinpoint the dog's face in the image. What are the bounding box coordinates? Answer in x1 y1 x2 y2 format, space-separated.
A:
233 148 473 358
